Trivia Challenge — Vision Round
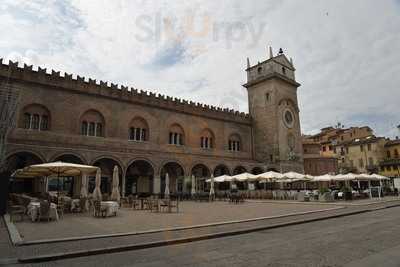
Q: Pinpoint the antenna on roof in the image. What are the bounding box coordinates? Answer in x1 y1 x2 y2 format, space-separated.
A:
247 57 250 68
269 46 273 59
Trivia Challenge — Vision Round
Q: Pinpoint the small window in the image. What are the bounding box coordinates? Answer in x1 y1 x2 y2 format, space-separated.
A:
96 123 103 137
81 121 88 135
40 115 49 130
32 114 40 130
360 145 364 152
257 67 262 74
368 157 374 166
367 144 371 151
395 149 399 158
24 113 31 129
282 67 286 75
89 122 95 136
266 93 270 103
387 151 391 158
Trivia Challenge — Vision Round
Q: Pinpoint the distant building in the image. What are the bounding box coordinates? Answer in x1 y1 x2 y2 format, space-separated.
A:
303 138 337 175
380 138 400 178
303 126 376 175
342 136 386 174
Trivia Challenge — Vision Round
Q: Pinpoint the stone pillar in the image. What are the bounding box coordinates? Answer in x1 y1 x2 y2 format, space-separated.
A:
153 175 161 194
121 170 126 197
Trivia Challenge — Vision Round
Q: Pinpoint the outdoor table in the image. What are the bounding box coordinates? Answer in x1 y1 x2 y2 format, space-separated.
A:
27 202 59 222
100 201 119 217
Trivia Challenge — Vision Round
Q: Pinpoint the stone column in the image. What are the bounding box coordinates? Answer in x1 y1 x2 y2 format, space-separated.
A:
121 169 126 197
153 175 161 194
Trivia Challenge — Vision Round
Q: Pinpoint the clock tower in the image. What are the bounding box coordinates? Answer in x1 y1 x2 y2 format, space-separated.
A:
243 47 304 173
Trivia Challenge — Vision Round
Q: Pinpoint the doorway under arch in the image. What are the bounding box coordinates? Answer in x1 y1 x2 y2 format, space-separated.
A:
160 162 185 195
125 160 154 196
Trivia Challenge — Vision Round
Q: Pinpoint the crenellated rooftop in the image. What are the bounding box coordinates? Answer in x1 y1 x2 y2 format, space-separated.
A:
0 59 251 124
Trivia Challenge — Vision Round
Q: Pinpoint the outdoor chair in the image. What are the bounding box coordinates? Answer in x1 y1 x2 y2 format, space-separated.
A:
120 197 129 208
57 198 65 218
38 200 51 222
79 197 87 213
169 198 179 213
149 198 159 212
93 200 107 218
132 196 141 210
159 199 171 212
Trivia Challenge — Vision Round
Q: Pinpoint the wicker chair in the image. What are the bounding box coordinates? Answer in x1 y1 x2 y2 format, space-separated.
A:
38 200 51 222
93 200 107 218
79 197 87 213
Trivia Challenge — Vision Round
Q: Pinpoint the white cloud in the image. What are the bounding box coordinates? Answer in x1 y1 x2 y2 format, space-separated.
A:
1 0 399 137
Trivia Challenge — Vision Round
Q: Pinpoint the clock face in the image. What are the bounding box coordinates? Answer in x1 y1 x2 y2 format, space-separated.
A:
283 109 295 128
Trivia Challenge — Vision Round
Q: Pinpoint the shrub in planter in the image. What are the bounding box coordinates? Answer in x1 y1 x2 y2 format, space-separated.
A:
341 186 352 201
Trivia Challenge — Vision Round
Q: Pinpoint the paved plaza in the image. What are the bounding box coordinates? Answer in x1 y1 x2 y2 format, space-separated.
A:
15 201 339 242
22 206 400 267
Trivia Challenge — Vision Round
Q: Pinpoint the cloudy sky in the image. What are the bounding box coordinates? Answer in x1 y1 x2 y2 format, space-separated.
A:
1 0 399 137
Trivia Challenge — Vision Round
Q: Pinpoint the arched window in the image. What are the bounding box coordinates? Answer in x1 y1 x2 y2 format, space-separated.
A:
200 129 214 149
80 110 105 137
81 121 88 135
169 124 184 146
129 117 149 142
20 104 51 131
228 134 241 152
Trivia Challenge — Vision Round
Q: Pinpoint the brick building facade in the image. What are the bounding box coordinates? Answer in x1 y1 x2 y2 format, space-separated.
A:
2 49 304 196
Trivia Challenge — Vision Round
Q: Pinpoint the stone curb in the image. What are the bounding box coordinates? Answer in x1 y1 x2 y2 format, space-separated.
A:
248 198 400 206
18 206 344 246
2 215 23 246
18 203 400 264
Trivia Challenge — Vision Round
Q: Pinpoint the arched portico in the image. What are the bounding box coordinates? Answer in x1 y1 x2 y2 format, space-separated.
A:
191 164 211 192
125 160 154 196
6 151 44 194
213 164 231 176
160 162 185 195
92 158 123 196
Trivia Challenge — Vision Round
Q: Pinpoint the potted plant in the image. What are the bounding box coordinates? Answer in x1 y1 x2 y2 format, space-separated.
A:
341 186 352 201
319 187 334 202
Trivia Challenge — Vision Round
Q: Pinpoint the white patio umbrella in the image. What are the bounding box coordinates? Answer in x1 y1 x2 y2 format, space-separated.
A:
191 175 196 196
12 161 99 195
370 173 389 181
209 174 215 198
93 168 102 201
80 173 88 198
335 173 358 181
164 173 170 199
231 172 257 182
206 175 232 183
80 173 89 212
283 171 308 180
110 166 120 202
257 171 284 181
312 174 334 182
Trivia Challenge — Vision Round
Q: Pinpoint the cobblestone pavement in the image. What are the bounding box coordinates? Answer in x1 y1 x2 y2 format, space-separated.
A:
13 205 400 267
15 201 339 241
